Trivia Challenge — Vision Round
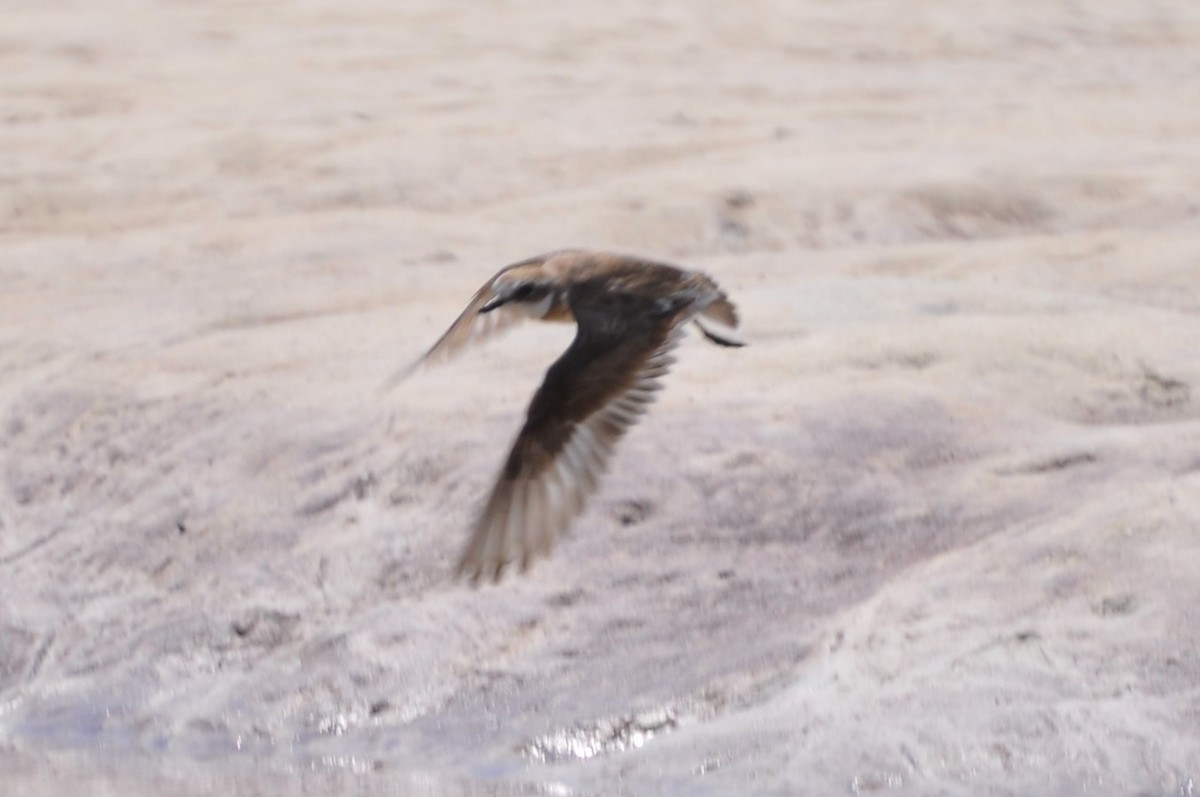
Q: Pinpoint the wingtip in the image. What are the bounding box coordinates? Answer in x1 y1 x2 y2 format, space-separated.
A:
377 358 423 396
455 557 509 586
455 554 486 587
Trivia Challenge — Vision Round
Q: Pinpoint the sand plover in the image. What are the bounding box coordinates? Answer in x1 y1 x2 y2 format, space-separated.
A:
396 250 743 582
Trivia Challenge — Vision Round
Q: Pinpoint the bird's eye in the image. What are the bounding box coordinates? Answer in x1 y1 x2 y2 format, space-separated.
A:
512 283 535 300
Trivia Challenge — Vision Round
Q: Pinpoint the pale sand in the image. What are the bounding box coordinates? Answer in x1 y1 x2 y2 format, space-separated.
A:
2 1 1200 794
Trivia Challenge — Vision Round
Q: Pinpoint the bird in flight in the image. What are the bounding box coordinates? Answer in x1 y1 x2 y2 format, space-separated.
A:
395 250 743 583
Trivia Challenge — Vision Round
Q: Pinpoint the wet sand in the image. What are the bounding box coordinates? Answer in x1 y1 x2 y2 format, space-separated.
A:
3 1 1200 794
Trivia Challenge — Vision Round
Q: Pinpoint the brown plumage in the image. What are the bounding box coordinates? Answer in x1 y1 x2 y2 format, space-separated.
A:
394 249 743 582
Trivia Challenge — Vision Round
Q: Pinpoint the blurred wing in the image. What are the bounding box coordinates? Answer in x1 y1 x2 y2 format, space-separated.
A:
380 278 527 392
458 311 685 583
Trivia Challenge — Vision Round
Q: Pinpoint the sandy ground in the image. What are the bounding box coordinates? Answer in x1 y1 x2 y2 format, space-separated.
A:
3 1 1200 794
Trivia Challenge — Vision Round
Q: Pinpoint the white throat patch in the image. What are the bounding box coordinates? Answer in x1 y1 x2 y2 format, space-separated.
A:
525 294 554 319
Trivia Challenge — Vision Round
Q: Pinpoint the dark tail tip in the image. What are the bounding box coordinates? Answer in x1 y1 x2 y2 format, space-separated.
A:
694 320 746 347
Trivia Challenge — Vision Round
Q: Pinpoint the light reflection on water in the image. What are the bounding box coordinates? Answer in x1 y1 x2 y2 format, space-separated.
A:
522 707 679 763
3 660 799 794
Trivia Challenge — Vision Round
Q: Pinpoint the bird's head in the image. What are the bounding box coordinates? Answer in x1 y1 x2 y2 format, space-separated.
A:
481 266 559 318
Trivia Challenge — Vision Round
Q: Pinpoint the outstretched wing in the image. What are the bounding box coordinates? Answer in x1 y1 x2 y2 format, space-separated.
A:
458 295 688 583
380 260 542 391
380 284 525 391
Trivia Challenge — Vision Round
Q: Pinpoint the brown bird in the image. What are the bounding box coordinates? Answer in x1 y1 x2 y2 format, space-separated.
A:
396 250 743 582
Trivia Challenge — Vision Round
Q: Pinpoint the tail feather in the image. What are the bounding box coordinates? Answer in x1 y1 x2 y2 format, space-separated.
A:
690 280 744 346
701 295 739 329
691 312 744 348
